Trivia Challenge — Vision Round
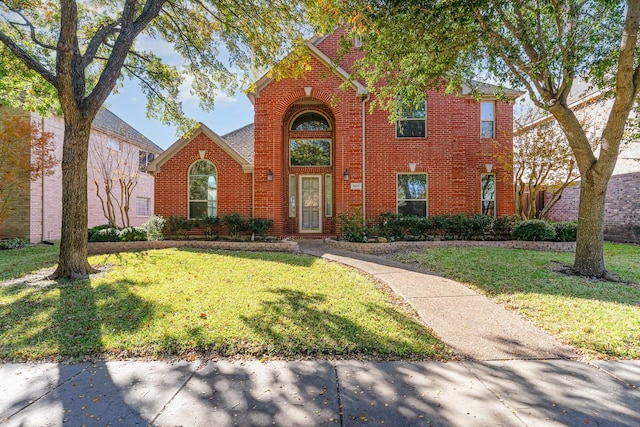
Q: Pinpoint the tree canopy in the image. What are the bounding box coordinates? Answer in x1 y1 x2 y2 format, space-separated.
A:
340 0 640 276
0 0 335 278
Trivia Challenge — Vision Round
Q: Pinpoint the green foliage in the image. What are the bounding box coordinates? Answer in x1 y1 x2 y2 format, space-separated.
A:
552 221 578 242
0 238 28 250
165 216 195 237
197 215 220 238
89 228 120 242
221 213 249 237
142 215 166 241
88 224 112 240
372 212 515 242
118 227 148 242
339 208 373 242
249 218 274 236
511 220 556 241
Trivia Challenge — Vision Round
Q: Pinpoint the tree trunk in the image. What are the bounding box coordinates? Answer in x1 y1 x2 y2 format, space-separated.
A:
51 114 98 279
573 171 608 277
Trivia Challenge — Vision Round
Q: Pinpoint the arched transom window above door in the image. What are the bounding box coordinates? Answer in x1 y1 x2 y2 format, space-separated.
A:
289 111 332 167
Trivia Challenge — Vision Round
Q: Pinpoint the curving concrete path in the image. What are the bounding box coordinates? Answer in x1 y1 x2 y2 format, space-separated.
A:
297 239 577 361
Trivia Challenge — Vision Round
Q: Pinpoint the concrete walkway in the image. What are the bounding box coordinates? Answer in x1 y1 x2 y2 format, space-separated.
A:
297 240 577 361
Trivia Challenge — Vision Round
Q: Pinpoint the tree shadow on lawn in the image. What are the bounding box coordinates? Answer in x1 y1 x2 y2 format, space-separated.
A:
0 276 156 423
174 247 318 268
239 288 447 359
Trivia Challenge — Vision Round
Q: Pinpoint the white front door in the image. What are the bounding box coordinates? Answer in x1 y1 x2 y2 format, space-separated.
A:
299 176 322 233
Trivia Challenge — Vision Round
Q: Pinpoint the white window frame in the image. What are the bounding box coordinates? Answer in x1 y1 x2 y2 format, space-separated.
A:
107 138 122 151
396 173 428 217
136 197 150 217
354 36 362 48
188 160 218 219
481 101 496 139
395 101 427 138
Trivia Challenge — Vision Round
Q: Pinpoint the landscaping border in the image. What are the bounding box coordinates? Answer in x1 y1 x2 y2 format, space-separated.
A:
325 238 576 255
88 240 298 256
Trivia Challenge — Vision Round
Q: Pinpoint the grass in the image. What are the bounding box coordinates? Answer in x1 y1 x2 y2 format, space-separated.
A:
0 248 448 361
0 242 59 280
394 242 640 359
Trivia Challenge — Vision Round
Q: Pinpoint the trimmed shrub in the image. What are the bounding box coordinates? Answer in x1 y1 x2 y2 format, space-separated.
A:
0 238 28 250
119 227 148 242
552 221 577 242
165 216 195 237
512 220 556 241
491 216 516 240
221 213 249 237
339 208 371 242
142 215 165 241
377 212 404 240
198 216 220 238
89 227 120 242
88 224 112 240
249 218 273 237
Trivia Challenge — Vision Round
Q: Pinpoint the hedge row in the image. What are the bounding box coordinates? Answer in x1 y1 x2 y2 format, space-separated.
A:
338 211 577 243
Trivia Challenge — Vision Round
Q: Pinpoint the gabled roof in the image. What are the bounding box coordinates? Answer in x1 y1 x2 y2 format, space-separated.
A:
93 108 163 153
247 40 368 103
147 122 254 173
460 80 525 100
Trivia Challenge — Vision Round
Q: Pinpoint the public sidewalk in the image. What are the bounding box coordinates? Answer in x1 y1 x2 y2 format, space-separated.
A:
1 359 639 426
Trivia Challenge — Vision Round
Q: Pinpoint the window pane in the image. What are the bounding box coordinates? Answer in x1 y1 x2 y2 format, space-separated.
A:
398 101 426 119
325 174 332 217
396 120 426 138
481 174 495 200
290 139 331 166
397 200 427 217
397 174 427 200
481 121 494 138
289 175 296 217
481 101 495 120
190 160 217 175
291 112 331 131
190 201 208 218
136 197 149 216
482 200 495 216
189 175 208 200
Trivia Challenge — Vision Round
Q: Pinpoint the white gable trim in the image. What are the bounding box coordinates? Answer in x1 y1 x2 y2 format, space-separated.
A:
147 123 253 173
247 41 368 103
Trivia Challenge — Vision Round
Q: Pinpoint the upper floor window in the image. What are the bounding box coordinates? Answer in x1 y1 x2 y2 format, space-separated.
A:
189 160 217 219
107 138 121 151
481 101 495 138
354 36 362 48
396 101 426 138
291 112 331 131
139 150 155 172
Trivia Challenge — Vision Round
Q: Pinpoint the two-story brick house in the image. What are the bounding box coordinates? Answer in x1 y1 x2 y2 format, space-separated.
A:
149 32 520 237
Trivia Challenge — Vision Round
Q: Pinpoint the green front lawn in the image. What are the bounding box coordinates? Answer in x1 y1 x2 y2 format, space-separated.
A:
0 248 448 361
0 242 59 280
394 243 640 359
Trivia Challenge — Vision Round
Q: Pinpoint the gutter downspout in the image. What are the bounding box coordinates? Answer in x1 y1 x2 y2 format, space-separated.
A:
251 169 255 241
361 94 370 224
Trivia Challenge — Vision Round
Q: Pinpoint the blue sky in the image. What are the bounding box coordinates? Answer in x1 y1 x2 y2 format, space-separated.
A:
105 35 255 151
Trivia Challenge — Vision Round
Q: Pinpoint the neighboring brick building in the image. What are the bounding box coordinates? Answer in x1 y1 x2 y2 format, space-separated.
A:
0 108 162 242
150 32 520 237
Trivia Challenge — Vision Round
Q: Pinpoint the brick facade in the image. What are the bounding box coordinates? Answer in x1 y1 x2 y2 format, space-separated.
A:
152 34 516 237
0 111 160 243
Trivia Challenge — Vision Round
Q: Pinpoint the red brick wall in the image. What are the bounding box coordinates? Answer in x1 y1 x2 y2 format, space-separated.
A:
154 132 252 220
155 42 515 237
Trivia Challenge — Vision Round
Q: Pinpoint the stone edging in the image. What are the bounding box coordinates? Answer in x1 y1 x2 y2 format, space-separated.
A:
324 238 576 255
88 240 299 256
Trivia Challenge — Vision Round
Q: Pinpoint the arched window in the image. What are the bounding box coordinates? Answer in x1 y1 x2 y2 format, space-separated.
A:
291 112 331 131
189 160 217 219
